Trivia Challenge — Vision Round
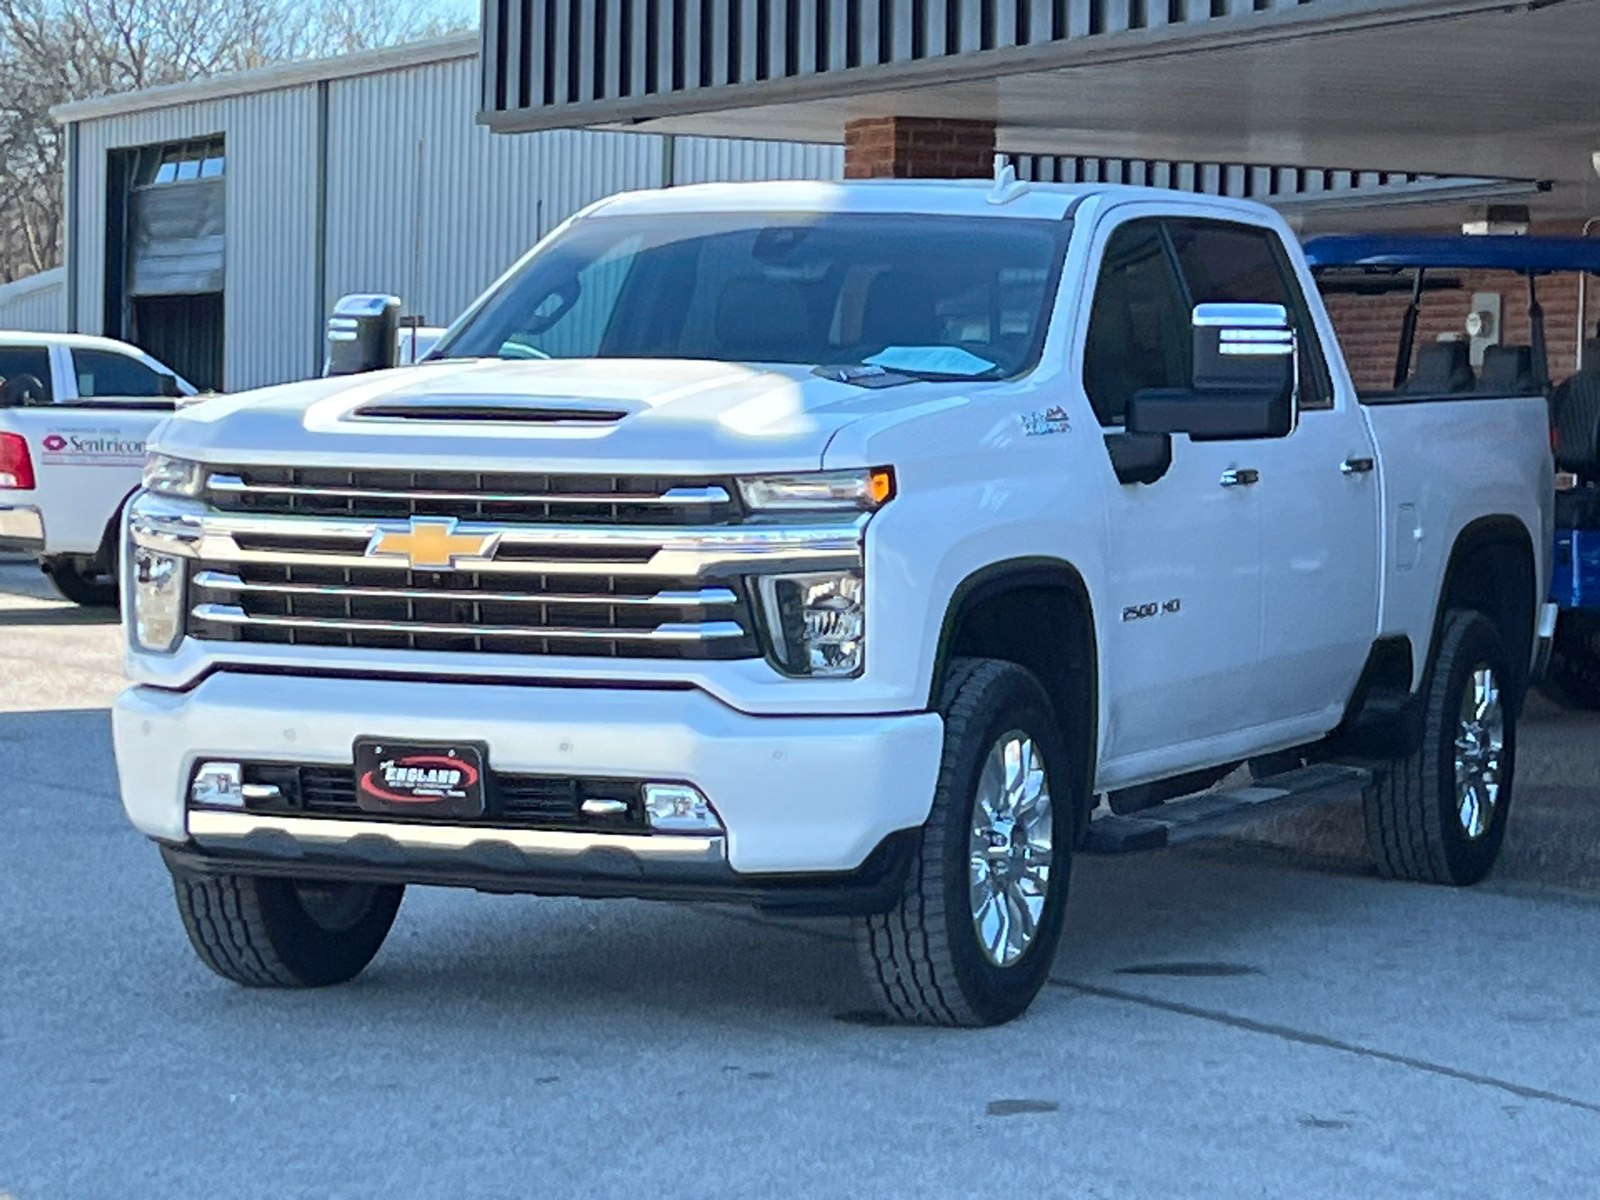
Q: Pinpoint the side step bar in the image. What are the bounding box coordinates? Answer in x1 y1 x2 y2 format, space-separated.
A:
1082 763 1373 854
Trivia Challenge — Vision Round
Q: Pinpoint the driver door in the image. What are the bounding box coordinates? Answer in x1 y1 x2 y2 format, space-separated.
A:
1084 215 1274 783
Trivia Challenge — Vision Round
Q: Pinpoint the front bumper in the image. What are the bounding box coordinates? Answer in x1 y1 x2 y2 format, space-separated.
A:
113 670 944 892
0 504 44 554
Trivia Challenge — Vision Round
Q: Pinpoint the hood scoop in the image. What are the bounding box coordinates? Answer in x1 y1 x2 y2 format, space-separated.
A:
352 395 630 424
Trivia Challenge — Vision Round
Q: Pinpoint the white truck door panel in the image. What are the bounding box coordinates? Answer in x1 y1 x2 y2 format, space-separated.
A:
1079 214 1269 765
1251 408 1381 722
1161 217 1382 726
2 406 158 554
1101 441 1265 759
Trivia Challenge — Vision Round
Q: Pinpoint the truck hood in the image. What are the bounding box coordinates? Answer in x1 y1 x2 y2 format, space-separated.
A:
153 357 968 474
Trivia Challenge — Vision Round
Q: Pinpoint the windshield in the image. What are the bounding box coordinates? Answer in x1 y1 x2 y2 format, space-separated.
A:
433 211 1071 378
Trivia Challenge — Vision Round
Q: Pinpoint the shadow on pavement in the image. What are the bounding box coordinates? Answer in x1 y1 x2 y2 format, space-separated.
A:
0 604 118 626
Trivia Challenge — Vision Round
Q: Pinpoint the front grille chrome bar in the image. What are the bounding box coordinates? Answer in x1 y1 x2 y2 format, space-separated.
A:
191 604 749 642
206 474 732 507
191 571 739 608
132 501 867 575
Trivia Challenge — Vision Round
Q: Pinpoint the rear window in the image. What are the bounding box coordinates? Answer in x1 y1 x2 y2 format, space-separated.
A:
0 345 53 404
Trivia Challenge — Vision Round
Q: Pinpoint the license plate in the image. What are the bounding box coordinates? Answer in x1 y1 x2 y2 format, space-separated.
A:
353 739 486 818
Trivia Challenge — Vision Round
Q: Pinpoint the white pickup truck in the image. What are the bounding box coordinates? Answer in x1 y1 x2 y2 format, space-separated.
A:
0 332 194 605
114 179 1553 1026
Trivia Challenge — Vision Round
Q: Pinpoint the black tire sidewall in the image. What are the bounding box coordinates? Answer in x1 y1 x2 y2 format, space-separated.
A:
1430 615 1516 885
257 878 404 986
45 559 118 608
1540 613 1600 710
935 665 1073 1025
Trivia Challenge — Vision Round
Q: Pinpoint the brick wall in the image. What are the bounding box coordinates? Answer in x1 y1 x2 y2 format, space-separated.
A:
1320 224 1595 393
843 117 996 179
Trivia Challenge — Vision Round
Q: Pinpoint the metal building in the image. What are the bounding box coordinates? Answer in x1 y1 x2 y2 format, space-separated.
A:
51 35 845 393
0 267 67 334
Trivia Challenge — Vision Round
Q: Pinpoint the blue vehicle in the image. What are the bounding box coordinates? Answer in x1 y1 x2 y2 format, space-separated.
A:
1304 233 1600 707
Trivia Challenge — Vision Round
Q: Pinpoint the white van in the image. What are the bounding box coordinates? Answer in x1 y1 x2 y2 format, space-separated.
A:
0 331 196 605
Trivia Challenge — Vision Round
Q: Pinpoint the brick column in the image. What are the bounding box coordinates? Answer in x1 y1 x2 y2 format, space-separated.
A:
843 117 997 179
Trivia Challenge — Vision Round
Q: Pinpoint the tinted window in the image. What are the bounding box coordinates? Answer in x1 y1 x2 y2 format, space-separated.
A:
0 345 53 404
1165 220 1333 410
437 213 1071 379
1082 221 1190 426
72 349 165 398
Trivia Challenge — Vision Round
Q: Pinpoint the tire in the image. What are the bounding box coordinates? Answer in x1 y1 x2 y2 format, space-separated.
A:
854 658 1074 1026
1363 610 1515 886
169 865 404 987
43 558 118 608
1536 612 1600 710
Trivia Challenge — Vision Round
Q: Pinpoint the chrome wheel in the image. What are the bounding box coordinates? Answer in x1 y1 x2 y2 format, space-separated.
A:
1454 665 1505 840
968 730 1054 967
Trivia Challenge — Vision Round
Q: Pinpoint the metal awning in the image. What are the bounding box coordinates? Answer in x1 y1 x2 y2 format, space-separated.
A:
479 0 1600 220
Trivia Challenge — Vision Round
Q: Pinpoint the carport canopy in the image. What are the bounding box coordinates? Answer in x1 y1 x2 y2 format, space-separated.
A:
479 0 1600 222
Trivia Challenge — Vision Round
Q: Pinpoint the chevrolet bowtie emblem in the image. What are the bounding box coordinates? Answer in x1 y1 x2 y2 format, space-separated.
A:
365 517 501 570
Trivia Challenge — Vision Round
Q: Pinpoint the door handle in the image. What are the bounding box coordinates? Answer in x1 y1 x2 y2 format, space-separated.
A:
1219 468 1259 488
1341 457 1375 475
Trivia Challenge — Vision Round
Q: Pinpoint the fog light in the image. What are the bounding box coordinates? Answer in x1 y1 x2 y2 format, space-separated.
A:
757 571 864 677
191 762 243 808
643 783 722 833
131 543 185 652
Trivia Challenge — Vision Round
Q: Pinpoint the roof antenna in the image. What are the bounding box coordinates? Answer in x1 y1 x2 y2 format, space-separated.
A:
989 153 1028 205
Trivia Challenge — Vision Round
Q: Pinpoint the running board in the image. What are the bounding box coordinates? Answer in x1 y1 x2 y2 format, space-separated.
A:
1082 763 1372 854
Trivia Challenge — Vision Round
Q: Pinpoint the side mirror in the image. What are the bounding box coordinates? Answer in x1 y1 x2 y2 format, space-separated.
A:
1126 303 1295 442
325 293 401 377
158 373 183 398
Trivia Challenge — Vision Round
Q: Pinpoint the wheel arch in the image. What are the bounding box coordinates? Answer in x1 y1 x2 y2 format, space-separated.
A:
930 557 1099 835
1432 515 1539 713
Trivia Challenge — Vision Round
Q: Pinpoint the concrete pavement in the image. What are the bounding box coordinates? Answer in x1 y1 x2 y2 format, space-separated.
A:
2 559 1599 1197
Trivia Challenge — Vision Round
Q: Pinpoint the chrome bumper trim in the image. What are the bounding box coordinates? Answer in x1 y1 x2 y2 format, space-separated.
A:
187 809 726 867
0 504 44 547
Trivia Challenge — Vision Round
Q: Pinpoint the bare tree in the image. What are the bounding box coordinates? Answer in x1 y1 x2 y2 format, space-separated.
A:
0 0 471 283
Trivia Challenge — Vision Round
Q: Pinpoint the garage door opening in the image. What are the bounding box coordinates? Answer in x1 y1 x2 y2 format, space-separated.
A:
105 137 225 391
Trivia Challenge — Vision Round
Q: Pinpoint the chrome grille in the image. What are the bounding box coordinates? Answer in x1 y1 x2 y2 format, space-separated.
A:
203 466 743 526
132 478 866 664
187 561 759 659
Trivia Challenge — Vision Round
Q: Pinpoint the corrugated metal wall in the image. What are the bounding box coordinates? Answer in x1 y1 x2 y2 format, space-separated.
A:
70 88 320 391
0 268 67 332
323 56 666 338
671 136 843 183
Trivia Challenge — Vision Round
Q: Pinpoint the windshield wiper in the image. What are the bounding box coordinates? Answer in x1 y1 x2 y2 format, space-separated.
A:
886 366 1007 382
812 363 1007 387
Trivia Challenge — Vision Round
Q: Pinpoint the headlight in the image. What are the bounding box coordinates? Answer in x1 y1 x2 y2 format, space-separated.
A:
131 543 185 652
738 468 894 512
141 454 205 497
758 570 864 677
